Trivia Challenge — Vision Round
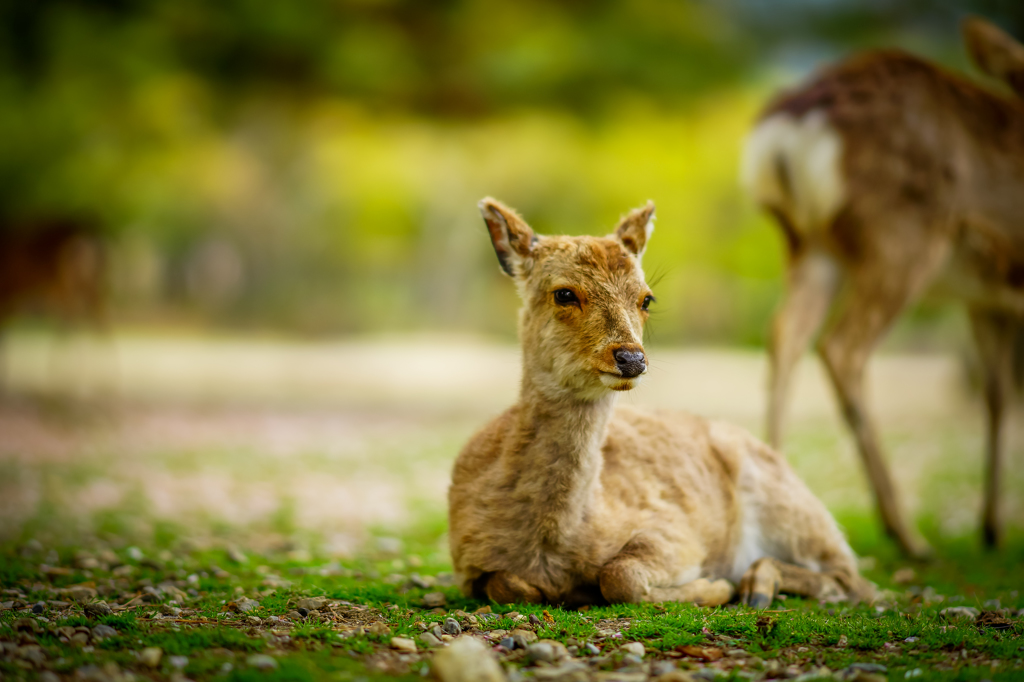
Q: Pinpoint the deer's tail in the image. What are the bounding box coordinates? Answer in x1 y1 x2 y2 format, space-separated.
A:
740 110 846 253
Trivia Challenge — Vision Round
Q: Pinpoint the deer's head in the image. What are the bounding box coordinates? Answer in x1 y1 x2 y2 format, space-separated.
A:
479 198 656 401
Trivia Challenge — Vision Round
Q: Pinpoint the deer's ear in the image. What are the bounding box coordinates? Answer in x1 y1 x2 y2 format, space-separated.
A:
479 197 537 277
615 201 655 259
964 16 1024 98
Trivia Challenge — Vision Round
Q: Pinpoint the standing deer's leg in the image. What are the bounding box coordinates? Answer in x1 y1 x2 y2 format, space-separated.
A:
767 249 841 448
969 308 1017 548
818 276 934 559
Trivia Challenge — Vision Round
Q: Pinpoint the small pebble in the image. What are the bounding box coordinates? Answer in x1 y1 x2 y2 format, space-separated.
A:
529 614 542 626
621 641 645 657
296 607 309 617
585 642 600 655
247 654 278 670
140 647 162 668
168 655 188 669
390 636 417 652
442 617 462 636
91 624 118 640
500 637 515 650
419 632 442 648
423 592 447 608
527 642 556 663
31 602 45 614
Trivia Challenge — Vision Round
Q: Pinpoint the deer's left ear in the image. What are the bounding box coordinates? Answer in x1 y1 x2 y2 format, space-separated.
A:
615 201 655 259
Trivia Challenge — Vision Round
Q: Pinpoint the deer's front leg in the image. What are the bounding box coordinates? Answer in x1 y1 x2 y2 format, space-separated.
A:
477 570 545 605
598 538 733 606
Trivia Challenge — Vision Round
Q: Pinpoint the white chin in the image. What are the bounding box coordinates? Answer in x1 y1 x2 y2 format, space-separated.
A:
600 374 642 392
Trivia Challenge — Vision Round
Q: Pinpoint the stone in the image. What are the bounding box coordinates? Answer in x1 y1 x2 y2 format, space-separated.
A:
390 636 417 652
527 642 556 663
91 624 118 640
621 641 645 657
233 597 259 613
585 642 601 655
85 602 113 618
511 629 537 647
432 625 444 639
432 637 505 682
168 655 188 669
654 672 696 682
31 602 45 614
296 607 309 617
423 592 447 608
296 597 326 611
286 610 306 621
160 605 182 617
441 617 462 636
533 661 590 680
594 672 647 682
247 654 278 670
368 622 391 635
66 586 98 603
419 632 442 647
529 613 542 626
140 647 163 668
940 606 980 621
16 645 47 666
499 637 515 649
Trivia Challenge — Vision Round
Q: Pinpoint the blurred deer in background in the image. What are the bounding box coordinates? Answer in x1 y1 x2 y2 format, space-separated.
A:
0 217 107 395
742 17 1024 558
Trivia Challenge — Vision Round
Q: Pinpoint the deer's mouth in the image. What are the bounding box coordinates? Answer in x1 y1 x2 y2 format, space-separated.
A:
599 372 643 391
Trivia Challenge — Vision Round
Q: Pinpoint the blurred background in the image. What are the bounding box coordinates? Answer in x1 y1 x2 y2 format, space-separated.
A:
1 0 1022 558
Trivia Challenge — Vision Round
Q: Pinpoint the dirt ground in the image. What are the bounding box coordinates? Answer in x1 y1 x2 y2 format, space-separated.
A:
1 332 1021 551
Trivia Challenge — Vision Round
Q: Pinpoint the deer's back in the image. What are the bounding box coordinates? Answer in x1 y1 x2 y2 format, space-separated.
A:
765 50 1024 293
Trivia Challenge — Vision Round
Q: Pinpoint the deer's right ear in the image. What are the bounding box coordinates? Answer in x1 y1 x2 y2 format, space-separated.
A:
963 16 1024 98
479 197 537 277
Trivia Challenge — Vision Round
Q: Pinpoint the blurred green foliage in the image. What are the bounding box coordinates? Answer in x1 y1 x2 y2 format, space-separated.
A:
2 0 1021 341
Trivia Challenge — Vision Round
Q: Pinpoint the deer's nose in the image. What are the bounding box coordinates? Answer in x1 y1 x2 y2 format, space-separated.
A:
613 348 647 378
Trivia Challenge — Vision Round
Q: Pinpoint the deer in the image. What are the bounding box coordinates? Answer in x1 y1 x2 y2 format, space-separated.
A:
741 17 1024 559
447 198 873 608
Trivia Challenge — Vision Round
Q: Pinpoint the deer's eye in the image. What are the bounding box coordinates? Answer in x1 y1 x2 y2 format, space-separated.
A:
641 295 655 311
554 288 579 305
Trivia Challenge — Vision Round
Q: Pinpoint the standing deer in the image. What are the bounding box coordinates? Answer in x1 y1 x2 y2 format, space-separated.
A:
741 17 1024 557
448 198 872 607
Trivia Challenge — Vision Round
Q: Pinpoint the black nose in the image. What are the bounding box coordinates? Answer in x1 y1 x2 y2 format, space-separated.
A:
613 349 646 378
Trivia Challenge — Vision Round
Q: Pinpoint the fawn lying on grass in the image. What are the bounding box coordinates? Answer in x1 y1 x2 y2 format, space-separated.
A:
448 198 873 607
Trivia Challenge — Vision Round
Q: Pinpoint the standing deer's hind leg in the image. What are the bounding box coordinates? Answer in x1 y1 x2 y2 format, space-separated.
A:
817 254 945 560
969 308 1017 549
767 250 840 448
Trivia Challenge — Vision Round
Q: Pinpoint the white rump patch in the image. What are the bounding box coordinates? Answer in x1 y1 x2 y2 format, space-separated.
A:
740 110 846 235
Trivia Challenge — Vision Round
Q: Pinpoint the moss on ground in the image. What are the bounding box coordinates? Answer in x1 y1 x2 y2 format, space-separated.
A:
1 513 1022 682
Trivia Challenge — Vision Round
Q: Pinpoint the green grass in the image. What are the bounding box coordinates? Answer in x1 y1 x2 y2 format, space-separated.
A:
1 512 1022 681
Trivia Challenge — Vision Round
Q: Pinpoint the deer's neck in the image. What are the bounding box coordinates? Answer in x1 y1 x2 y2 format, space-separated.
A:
507 377 615 547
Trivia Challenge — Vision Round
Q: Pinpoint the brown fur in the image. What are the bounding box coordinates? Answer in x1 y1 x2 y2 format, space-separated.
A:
448 198 872 607
748 17 1024 556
